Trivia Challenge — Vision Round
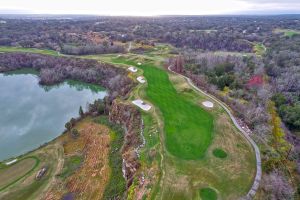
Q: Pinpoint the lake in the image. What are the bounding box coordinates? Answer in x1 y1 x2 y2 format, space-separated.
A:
0 71 106 161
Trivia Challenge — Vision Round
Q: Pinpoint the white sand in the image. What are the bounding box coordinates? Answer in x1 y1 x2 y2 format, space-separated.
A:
137 62 142 65
202 101 214 108
5 159 17 165
128 66 138 73
132 99 151 111
137 76 146 83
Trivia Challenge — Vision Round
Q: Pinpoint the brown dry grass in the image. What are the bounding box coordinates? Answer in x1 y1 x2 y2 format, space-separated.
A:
66 122 111 200
43 119 112 200
0 158 36 189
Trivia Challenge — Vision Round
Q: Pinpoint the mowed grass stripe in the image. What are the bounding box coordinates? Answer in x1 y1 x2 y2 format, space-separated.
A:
0 157 40 191
113 58 214 160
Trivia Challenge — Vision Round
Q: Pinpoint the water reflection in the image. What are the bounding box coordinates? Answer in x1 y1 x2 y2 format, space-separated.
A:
0 71 106 161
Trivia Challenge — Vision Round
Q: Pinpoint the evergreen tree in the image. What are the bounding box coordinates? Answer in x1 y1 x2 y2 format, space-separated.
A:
79 106 84 117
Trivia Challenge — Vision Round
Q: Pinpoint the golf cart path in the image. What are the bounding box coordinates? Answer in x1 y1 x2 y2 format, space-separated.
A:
168 66 261 200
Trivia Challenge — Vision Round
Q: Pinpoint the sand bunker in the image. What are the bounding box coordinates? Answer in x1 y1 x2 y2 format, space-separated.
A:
137 76 146 84
5 159 17 165
132 99 151 111
137 62 142 65
128 66 138 73
202 101 214 108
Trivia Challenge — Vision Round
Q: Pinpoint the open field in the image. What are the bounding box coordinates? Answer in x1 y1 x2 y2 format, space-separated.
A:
0 142 62 200
274 28 300 37
0 157 39 191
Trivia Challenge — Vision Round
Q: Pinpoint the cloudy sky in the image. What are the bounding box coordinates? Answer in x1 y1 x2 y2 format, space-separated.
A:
0 0 299 15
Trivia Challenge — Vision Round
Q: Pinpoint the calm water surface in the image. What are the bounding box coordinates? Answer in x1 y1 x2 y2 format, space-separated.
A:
0 71 106 161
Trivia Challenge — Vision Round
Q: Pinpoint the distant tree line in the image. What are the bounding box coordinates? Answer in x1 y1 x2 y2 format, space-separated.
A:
1 16 300 54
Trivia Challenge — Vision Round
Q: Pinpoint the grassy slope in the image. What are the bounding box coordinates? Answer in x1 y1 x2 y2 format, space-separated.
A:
112 57 214 160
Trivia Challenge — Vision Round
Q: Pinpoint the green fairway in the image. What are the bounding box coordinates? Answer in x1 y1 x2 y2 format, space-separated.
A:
199 188 218 200
112 58 214 160
274 29 300 37
0 46 60 56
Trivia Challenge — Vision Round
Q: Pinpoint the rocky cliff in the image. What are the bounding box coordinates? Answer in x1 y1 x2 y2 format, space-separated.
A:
109 100 142 188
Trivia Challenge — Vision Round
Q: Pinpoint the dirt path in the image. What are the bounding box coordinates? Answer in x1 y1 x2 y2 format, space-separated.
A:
168 66 262 200
40 144 64 200
127 42 132 52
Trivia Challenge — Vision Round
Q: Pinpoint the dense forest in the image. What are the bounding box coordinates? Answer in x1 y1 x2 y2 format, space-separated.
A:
1 15 300 53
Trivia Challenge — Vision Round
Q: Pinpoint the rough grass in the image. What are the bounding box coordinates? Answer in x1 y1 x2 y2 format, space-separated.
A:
112 57 214 160
95 116 126 199
0 157 39 191
212 148 228 159
199 187 218 200
59 155 83 179
65 121 111 200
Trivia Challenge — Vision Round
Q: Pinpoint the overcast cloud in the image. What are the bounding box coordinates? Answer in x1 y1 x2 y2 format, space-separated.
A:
0 0 299 15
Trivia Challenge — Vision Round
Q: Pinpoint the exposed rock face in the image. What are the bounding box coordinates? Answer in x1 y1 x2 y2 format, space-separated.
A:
109 100 142 187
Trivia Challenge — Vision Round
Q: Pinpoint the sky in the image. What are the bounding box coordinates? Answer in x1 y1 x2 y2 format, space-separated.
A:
0 0 300 16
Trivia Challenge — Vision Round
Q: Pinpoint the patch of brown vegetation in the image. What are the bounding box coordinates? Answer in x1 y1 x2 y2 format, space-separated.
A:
66 122 111 200
62 135 86 155
43 120 111 200
86 31 106 45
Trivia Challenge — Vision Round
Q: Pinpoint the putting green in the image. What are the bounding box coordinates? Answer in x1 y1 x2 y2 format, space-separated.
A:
199 187 218 200
113 58 214 160
213 148 228 159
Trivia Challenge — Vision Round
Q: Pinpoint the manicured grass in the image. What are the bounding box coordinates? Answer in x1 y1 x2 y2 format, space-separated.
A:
274 29 300 37
199 188 217 200
212 148 228 159
0 156 40 191
0 46 60 56
112 58 214 160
